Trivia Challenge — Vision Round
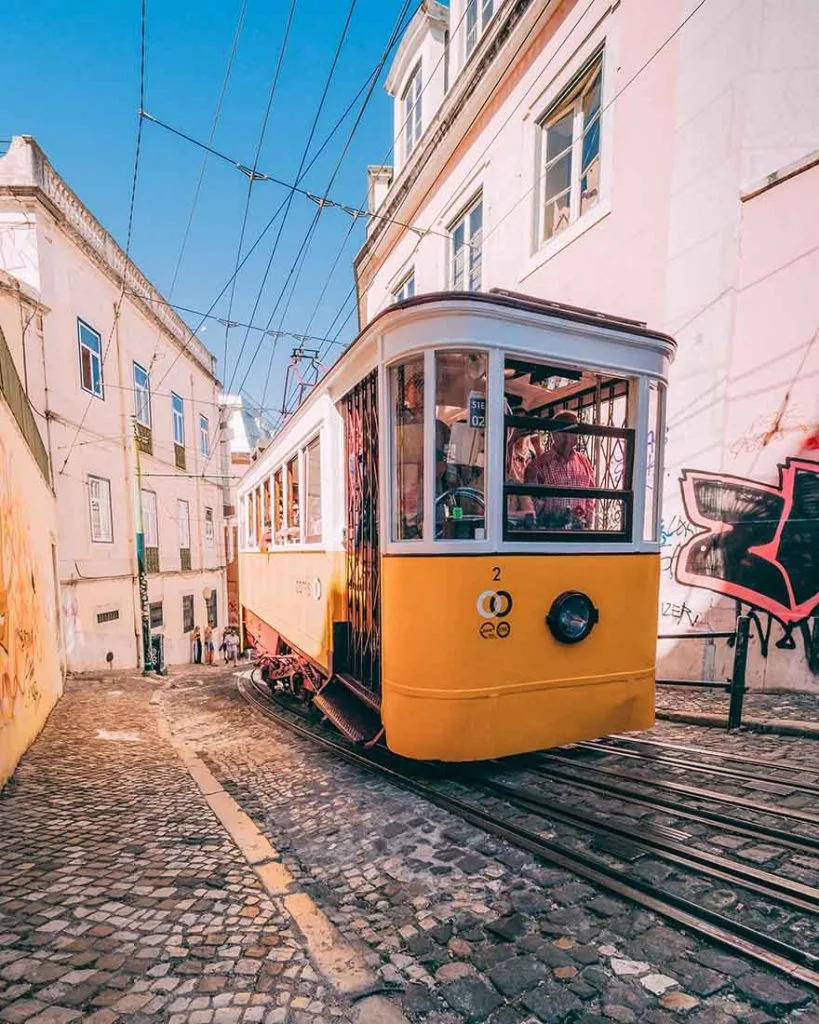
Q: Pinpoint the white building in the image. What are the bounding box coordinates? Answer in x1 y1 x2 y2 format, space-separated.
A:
356 0 819 690
0 136 228 672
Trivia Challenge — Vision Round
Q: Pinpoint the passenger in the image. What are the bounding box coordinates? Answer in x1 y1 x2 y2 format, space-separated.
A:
524 409 595 529
506 430 536 528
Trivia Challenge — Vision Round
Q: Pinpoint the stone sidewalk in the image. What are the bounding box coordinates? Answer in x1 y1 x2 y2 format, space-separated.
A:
0 669 404 1024
655 686 819 736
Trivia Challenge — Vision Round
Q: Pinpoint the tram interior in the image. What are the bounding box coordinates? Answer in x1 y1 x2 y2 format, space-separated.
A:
393 352 633 541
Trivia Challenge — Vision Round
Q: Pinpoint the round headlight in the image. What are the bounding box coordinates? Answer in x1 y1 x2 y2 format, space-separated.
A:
546 591 599 644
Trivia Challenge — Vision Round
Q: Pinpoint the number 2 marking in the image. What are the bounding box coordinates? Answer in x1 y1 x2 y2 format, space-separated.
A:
492 566 501 581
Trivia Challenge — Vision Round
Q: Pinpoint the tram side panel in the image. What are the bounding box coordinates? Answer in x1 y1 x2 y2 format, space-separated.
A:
239 550 345 671
380 552 659 761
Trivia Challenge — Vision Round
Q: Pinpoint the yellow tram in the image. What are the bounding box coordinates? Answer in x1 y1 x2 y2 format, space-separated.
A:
237 290 674 761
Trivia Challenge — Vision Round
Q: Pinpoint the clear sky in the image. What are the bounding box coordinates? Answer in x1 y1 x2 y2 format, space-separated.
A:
2 0 416 413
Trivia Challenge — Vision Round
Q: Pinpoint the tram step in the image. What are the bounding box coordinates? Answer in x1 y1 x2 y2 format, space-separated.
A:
334 672 381 711
313 677 382 744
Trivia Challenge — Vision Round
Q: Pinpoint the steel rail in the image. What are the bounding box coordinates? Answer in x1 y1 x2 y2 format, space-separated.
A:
535 754 819 826
499 757 819 855
481 779 819 913
574 741 819 796
238 674 819 990
590 735 819 774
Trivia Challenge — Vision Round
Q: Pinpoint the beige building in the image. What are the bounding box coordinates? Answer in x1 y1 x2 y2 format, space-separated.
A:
356 0 819 690
0 136 227 672
0 273 63 783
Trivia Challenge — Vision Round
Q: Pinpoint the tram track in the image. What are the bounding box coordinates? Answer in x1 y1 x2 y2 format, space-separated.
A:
238 673 819 991
574 738 819 795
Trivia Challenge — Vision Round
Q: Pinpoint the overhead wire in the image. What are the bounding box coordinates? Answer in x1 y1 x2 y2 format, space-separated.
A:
222 0 360 392
148 54 390 395
220 0 299 382
60 0 147 477
167 0 248 301
241 0 417 405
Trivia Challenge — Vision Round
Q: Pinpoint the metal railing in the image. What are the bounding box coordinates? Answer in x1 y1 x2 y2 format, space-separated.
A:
657 615 751 730
0 325 51 484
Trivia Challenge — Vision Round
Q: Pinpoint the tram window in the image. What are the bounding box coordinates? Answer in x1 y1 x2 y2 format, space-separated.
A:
503 356 634 539
644 381 666 542
391 357 425 540
262 477 272 550
305 437 322 543
435 351 487 540
286 455 300 542
273 468 283 544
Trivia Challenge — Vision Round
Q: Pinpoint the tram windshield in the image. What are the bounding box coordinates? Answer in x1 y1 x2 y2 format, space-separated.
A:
435 351 487 540
504 356 634 540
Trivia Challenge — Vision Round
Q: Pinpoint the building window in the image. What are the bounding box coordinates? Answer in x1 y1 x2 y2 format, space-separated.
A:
96 608 119 624
182 594 194 633
402 62 423 160
305 437 322 544
200 414 210 457
133 362 152 427
78 320 103 398
88 475 113 543
178 499 191 570
142 489 159 572
206 590 218 628
393 272 415 303
149 601 163 629
540 56 602 243
205 507 214 547
466 0 494 56
172 393 186 469
451 196 483 292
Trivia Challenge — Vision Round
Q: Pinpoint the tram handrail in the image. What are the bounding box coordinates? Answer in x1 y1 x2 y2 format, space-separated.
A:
656 616 751 731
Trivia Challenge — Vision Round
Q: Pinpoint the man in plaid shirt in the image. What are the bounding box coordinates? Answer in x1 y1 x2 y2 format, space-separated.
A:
524 410 595 528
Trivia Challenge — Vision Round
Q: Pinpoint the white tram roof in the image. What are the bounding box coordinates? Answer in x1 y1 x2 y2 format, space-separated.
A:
240 289 675 491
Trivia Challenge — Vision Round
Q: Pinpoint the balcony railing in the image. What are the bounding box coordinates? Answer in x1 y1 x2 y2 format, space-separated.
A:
145 547 160 574
135 423 152 456
180 547 191 571
174 443 186 470
0 326 50 484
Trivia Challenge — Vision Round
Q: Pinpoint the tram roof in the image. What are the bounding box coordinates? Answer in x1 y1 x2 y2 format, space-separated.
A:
246 290 674 477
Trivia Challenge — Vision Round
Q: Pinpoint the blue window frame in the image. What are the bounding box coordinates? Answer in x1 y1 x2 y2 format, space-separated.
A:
78 319 103 398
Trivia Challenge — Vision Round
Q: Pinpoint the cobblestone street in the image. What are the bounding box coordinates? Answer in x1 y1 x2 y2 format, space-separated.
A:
2 669 818 1024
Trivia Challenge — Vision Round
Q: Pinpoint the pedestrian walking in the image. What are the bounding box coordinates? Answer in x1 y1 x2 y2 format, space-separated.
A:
219 632 227 664
191 626 202 665
225 627 240 666
204 624 214 666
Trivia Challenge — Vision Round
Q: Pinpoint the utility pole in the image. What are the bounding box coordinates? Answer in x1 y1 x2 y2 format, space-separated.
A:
133 419 153 674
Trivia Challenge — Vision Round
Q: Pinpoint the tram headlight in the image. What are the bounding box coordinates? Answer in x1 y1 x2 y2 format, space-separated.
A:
546 591 599 644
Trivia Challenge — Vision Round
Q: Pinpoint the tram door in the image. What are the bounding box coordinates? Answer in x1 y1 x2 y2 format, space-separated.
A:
342 370 381 696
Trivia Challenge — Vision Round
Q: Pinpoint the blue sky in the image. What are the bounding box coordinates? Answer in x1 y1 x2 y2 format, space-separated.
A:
2 0 415 411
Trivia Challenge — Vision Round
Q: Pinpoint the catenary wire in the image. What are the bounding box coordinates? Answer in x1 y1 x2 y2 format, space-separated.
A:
222 0 360 391
221 0 299 382
148 47 393 395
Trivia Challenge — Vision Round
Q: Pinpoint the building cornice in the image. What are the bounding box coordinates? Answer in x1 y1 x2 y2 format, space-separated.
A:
0 137 220 386
356 0 543 284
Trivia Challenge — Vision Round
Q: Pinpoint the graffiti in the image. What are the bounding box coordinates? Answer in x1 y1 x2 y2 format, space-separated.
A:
677 457 819 671
660 600 700 627
659 513 696 578
0 439 48 725
728 408 812 456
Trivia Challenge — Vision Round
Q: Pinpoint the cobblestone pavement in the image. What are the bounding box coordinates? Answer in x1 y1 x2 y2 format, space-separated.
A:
0 670 371 1024
154 670 819 1024
655 687 819 726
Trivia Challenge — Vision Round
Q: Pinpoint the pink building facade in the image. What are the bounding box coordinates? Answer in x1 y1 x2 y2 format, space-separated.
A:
356 0 819 690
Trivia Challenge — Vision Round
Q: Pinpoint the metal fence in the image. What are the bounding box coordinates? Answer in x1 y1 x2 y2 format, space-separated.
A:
0 325 51 484
657 615 751 730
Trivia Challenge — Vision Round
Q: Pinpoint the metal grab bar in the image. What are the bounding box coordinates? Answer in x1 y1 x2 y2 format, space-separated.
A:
656 616 751 731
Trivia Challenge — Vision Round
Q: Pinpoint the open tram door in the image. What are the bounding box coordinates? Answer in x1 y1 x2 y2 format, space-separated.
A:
313 370 384 742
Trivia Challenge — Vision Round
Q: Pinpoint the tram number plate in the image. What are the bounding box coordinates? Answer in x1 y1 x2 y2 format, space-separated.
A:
468 393 486 429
